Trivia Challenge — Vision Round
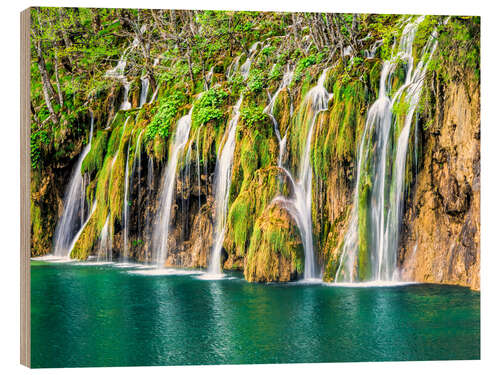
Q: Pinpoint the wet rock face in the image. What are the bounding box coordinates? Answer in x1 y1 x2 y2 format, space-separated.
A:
31 137 86 256
160 159 214 268
399 73 480 290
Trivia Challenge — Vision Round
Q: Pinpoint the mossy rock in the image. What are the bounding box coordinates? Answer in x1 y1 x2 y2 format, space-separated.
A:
81 129 110 178
224 166 292 265
244 202 304 282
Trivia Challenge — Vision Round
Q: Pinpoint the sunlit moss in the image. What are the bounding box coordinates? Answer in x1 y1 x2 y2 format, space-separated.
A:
244 203 304 282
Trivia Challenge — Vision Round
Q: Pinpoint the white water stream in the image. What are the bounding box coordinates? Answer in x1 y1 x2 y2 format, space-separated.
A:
151 108 194 267
53 113 94 257
207 96 244 275
335 16 438 283
274 70 332 281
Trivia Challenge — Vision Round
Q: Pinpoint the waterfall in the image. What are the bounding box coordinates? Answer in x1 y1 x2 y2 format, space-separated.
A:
144 156 155 261
204 66 214 90
273 70 331 281
122 141 132 262
149 86 160 105
53 113 94 257
105 25 144 80
207 95 244 275
151 108 193 267
240 42 259 79
139 77 150 107
131 129 145 236
196 128 202 211
67 200 97 257
335 16 438 283
265 64 294 167
226 55 241 80
120 82 132 110
97 215 111 262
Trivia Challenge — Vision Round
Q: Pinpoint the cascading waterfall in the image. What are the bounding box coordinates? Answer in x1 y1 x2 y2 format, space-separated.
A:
144 155 155 260
335 16 438 283
265 64 294 167
240 42 259 79
120 82 132 110
226 55 241 80
131 129 145 235
151 108 194 267
204 66 214 90
53 113 94 257
122 141 132 262
196 128 202 211
107 27 146 111
67 200 97 257
139 77 149 107
207 95 244 275
273 69 331 281
97 215 111 262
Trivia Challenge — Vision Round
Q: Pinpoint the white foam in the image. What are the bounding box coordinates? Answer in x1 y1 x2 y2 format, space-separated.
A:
327 281 418 288
295 278 324 285
113 262 139 268
31 255 74 263
196 272 228 281
128 268 203 276
72 261 114 266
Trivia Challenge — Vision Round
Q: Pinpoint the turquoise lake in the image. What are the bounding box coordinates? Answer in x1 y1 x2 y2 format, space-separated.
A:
30 261 480 367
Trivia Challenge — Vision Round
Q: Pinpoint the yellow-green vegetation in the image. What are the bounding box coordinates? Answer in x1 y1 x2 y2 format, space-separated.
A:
81 130 109 177
192 88 230 129
225 167 290 261
145 91 187 140
244 203 304 282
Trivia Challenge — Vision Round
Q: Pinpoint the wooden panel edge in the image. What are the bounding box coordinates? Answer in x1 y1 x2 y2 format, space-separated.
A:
20 7 31 368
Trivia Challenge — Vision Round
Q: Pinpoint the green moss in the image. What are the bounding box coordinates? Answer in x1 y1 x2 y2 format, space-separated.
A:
357 174 372 280
225 167 285 260
244 203 304 282
81 130 109 177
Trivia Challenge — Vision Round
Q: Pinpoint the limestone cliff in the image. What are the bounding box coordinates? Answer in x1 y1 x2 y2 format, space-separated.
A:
399 71 480 290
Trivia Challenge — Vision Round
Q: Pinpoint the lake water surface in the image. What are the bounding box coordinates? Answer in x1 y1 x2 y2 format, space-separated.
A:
31 261 480 367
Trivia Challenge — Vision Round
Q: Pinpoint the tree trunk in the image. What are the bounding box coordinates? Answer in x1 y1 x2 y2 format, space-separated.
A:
187 52 195 91
34 39 58 125
58 9 74 67
54 50 64 109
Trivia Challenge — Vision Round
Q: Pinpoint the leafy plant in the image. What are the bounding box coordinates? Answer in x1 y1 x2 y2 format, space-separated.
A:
246 69 266 93
241 105 267 127
30 129 50 168
192 88 229 128
145 91 186 140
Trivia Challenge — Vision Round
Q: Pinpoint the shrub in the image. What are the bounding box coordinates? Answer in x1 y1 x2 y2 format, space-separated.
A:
192 88 229 128
145 91 185 140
